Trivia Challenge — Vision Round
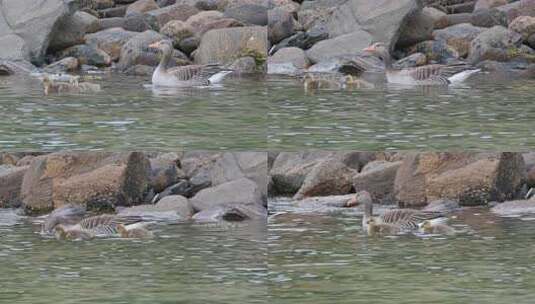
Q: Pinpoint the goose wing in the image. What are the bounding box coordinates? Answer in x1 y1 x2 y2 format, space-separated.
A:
78 214 143 236
380 209 445 229
166 64 222 84
406 63 472 83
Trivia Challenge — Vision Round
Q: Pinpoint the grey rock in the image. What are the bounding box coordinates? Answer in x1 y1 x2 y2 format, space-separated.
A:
268 7 295 44
397 9 434 49
468 26 523 64
269 47 310 70
433 23 485 58
85 28 138 62
118 30 166 70
49 11 100 53
192 203 267 223
224 4 268 26
306 31 372 64
190 178 263 211
58 44 112 67
99 17 126 30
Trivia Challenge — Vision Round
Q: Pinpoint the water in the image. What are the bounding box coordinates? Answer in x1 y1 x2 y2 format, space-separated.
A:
267 75 535 150
0 73 268 151
0 210 267 303
268 198 535 303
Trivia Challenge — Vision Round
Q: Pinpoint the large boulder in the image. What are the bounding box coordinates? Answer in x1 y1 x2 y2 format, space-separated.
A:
268 7 295 44
509 16 535 41
224 4 268 25
396 10 434 49
192 203 267 222
126 0 159 15
0 0 78 63
394 152 526 207
496 0 535 24
190 178 263 211
475 0 508 11
268 47 310 70
117 30 166 69
145 4 200 28
148 153 183 193
306 31 372 64
118 194 193 220
0 165 28 208
58 44 112 67
85 28 138 61
194 26 267 64
433 23 485 58
48 11 100 53
160 20 194 47
21 152 150 214
468 26 523 64
352 160 402 204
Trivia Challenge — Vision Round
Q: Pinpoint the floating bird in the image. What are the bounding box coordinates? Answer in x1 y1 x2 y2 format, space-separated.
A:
348 191 447 233
117 222 154 239
302 73 374 92
148 40 232 87
419 219 457 236
42 75 101 95
363 42 480 85
55 224 95 240
365 217 401 235
42 204 87 234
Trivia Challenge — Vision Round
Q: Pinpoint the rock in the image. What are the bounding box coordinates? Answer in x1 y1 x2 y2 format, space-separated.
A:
186 10 225 32
306 54 383 74
194 26 267 64
210 152 267 199
270 25 329 54
527 166 535 187
423 7 448 30
293 157 356 200
0 165 28 208
99 6 128 18
58 44 112 67
268 47 310 70
117 30 166 70
228 56 257 73
496 0 535 24
160 20 194 47
178 36 200 55
190 178 263 211
270 151 333 196
306 31 372 64
192 203 267 222
472 8 508 28
297 0 352 31
48 11 100 53
406 40 460 64
21 152 150 214
491 199 535 215
393 52 427 69
191 18 245 37
352 161 402 204
468 26 523 64
475 0 508 11
44 57 79 73
0 0 77 63
394 152 526 207
181 152 216 191
397 10 434 49
99 17 126 30
90 0 115 10
149 156 182 193
268 7 296 44
267 62 301 75
433 23 485 58
422 199 460 213
16 155 37 166
224 4 268 25
124 12 159 32
528 33 535 48
126 0 160 15
445 13 473 27
118 195 193 220
509 16 535 41
146 4 200 28
85 28 138 61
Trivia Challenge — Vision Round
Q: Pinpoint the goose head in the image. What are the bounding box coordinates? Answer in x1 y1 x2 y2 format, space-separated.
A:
149 40 173 55
363 42 392 68
345 190 372 209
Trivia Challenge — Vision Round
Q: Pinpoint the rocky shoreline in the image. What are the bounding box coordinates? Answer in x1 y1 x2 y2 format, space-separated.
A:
0 151 267 226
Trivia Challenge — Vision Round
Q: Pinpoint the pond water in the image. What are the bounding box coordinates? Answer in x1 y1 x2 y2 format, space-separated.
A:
0 73 268 151
267 75 535 150
268 198 535 304
0 210 267 304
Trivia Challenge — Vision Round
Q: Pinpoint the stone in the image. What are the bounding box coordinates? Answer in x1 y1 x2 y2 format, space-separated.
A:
192 203 267 222
468 26 523 64
0 165 28 208
268 7 296 44
190 178 263 211
186 10 225 32
0 0 77 63
270 25 329 54
99 17 126 30
496 0 535 24
90 0 115 10
491 199 535 216
472 8 508 28
126 0 160 15
124 64 155 75
224 4 268 25
228 56 257 72
21 152 150 214
433 23 485 58
190 18 244 37
528 166 535 187
396 10 434 49
118 194 193 220
194 26 267 64
394 152 526 207
422 199 460 213
58 44 112 67
270 151 333 196
294 158 356 200
268 47 310 70
528 33 535 48
509 16 535 41
306 31 372 64
210 152 267 198
178 36 200 55
48 11 100 53
423 7 448 30
352 161 402 204
145 4 200 28
124 12 159 32
117 30 166 70
406 40 460 64
99 6 128 18
393 53 427 69
85 28 138 61
149 156 182 193
44 57 79 73
474 0 508 11
160 20 194 47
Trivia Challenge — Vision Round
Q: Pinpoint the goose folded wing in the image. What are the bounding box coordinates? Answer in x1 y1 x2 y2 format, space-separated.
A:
381 209 445 228
408 63 472 82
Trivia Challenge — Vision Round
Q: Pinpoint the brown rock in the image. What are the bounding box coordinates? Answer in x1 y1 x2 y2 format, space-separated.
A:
146 4 200 28
0 165 28 208
509 16 535 40
126 0 159 15
352 160 402 204
474 0 508 11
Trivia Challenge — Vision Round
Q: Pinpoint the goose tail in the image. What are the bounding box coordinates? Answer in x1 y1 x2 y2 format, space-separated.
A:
208 71 232 84
448 69 480 84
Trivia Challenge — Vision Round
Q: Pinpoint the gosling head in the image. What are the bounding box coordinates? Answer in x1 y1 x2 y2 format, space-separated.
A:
421 220 433 230
54 224 68 240
117 224 128 238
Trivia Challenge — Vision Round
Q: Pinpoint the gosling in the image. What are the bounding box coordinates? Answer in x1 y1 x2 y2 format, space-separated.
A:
42 76 101 95
366 217 401 235
117 223 154 239
54 224 95 240
419 220 457 236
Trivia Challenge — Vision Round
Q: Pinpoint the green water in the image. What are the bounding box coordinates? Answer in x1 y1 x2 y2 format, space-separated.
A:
268 198 535 303
0 73 268 151
0 210 267 303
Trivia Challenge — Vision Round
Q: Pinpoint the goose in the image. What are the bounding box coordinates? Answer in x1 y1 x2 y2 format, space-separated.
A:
363 42 480 85
117 222 154 239
52 214 141 240
148 40 232 87
347 191 447 232
419 220 457 236
42 204 87 234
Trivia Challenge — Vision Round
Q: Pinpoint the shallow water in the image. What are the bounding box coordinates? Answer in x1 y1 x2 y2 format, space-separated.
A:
268 198 535 303
0 210 267 303
0 73 268 151
267 75 535 150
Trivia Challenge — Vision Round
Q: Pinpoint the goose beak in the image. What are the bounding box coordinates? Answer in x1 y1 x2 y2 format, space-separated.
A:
345 196 359 207
148 42 160 49
363 45 376 52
